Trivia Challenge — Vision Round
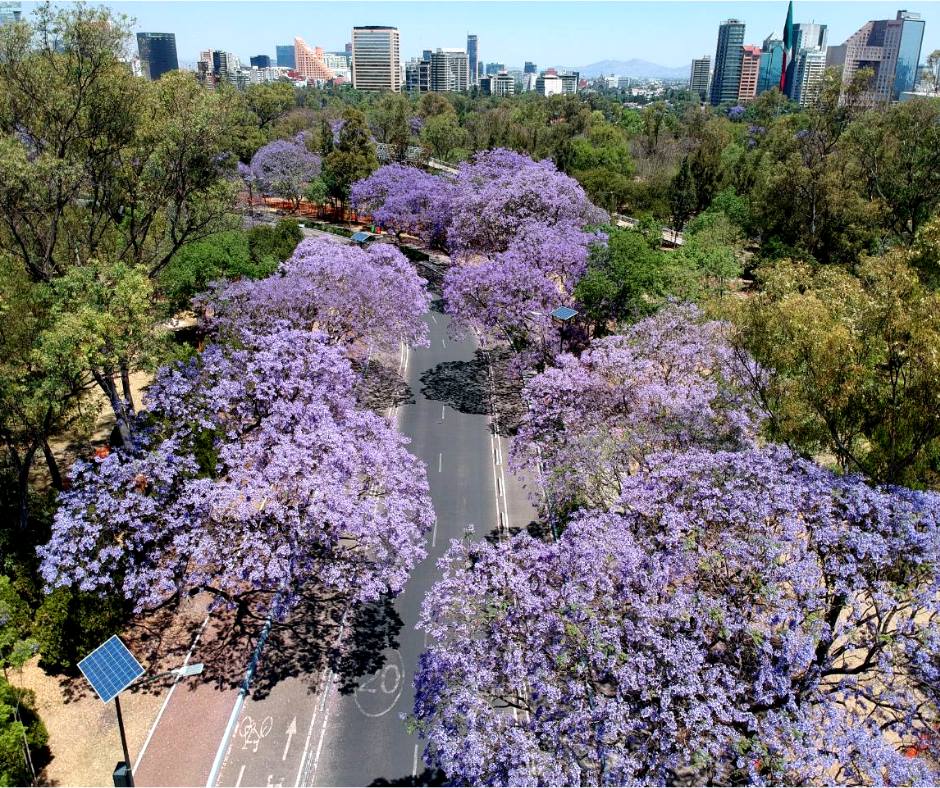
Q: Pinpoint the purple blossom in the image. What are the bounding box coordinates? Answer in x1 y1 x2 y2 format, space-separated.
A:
415 446 940 785
249 135 322 206
39 327 435 612
200 236 431 356
511 303 763 509
728 105 746 121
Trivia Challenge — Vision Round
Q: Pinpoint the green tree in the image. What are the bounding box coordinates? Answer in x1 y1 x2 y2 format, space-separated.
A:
243 81 296 132
420 112 465 161
574 227 686 336
372 92 412 160
322 108 378 209
669 156 698 230
727 253 940 488
844 99 940 243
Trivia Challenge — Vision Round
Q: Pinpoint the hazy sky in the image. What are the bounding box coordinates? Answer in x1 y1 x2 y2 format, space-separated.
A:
24 1 940 70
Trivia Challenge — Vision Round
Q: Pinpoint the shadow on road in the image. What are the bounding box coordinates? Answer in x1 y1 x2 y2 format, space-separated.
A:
355 359 414 414
367 767 447 786
419 355 490 416
179 591 403 702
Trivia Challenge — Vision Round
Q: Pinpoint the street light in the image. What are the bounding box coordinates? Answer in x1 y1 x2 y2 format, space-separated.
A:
550 306 578 354
78 636 204 787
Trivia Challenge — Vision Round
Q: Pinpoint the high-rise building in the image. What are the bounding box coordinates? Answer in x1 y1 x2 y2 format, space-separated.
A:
467 34 479 86
430 48 469 92
405 57 431 92
784 21 827 97
250 54 272 69
294 37 335 81
791 47 827 106
198 49 238 86
524 61 538 74
0 1 21 25
351 26 401 91
757 35 785 94
710 19 746 105
422 49 433 62
276 44 296 69
559 71 579 94
689 56 711 100
834 11 925 104
136 33 178 81
738 44 762 101
485 62 505 76
480 71 515 96
535 72 563 96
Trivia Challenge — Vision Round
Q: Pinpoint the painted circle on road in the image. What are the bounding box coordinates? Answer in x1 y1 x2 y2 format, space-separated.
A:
353 648 405 718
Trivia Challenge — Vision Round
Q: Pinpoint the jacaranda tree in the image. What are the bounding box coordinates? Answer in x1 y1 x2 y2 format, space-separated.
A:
415 446 940 786
201 237 431 356
350 163 456 249
512 303 761 511
39 326 434 612
249 133 322 209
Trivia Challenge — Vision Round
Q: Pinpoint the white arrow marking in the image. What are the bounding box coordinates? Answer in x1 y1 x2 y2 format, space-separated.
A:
282 717 297 761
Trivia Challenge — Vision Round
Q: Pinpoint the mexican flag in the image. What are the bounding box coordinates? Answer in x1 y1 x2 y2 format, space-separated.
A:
781 0 794 92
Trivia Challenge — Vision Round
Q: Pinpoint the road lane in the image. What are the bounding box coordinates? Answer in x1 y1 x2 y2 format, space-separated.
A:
301 306 517 786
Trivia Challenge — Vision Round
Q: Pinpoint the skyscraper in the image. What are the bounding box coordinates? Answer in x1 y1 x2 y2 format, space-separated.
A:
467 34 478 86
294 38 335 81
757 35 785 94
689 56 711 101
834 11 925 104
791 48 827 106
351 26 401 91
784 21 827 97
405 58 431 92
738 45 762 101
276 44 296 69
710 19 746 105
250 54 271 69
430 48 469 92
524 61 538 74
136 32 179 81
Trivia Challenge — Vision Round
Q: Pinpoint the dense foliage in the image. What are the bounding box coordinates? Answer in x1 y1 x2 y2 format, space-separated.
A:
416 446 940 785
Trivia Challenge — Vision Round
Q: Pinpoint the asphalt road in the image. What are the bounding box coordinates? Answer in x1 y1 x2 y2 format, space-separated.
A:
203 306 534 787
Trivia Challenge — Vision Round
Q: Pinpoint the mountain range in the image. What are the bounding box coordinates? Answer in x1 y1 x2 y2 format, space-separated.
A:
576 59 691 80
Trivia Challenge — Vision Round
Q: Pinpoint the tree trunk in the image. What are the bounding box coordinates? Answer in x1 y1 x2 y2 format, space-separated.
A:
42 439 63 491
120 360 135 414
92 368 135 447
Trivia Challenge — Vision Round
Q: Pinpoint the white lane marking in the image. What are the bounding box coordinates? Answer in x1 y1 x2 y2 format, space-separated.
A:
432 519 438 549
282 717 297 761
134 613 210 773
441 337 446 349
310 708 330 780
235 764 245 788
438 452 442 473
413 744 419 778
430 313 438 324
441 405 446 421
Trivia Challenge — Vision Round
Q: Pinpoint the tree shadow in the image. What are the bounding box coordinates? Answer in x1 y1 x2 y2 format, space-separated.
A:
368 767 447 786
484 519 550 545
355 359 414 413
420 355 491 417
182 591 403 702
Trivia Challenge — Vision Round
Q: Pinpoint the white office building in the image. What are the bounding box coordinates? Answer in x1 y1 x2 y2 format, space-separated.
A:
351 26 401 91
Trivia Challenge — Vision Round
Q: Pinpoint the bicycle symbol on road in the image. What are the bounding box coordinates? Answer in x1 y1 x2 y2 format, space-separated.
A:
238 715 273 753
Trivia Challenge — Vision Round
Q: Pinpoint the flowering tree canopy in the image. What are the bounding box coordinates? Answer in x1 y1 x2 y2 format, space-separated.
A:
39 327 434 612
201 237 431 355
442 224 597 362
415 446 940 786
512 303 762 510
249 134 322 207
350 163 456 249
447 149 608 257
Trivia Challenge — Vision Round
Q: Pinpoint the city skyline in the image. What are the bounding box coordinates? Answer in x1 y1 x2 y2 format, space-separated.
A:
21 1 940 71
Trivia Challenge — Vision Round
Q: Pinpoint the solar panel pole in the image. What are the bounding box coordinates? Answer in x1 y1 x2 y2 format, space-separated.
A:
113 696 134 787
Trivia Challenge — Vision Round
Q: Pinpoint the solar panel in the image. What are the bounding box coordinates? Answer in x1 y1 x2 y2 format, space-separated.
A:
551 306 578 321
78 635 145 703
350 231 372 243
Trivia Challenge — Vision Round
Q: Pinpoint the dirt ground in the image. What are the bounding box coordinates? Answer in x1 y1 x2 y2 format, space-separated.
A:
17 595 209 786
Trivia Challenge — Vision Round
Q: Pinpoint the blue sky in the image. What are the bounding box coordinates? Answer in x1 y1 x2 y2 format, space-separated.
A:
24 1 940 69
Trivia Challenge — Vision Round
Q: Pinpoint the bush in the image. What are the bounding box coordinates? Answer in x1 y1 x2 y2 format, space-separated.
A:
33 588 129 674
158 220 303 311
0 678 49 786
